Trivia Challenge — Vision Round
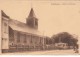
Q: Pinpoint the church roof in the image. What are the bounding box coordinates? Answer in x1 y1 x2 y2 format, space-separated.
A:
1 10 10 18
9 19 43 37
1 10 43 37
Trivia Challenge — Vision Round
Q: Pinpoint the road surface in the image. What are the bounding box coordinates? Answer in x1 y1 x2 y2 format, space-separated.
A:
3 49 79 55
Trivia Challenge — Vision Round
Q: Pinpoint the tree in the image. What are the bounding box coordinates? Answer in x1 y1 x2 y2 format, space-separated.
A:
45 37 54 45
51 32 78 46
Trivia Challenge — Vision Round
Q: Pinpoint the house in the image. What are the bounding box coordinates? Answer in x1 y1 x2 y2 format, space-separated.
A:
0 8 47 53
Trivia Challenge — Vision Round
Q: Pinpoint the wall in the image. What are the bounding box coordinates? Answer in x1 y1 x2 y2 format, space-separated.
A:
1 16 9 49
9 26 14 46
13 30 44 50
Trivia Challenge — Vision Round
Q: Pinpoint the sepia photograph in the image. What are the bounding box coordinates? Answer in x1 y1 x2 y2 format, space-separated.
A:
0 0 80 55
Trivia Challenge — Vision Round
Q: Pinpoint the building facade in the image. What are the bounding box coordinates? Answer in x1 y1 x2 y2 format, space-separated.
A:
0 8 47 53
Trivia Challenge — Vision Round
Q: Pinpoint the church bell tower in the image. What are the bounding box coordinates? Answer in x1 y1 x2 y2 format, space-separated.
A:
26 8 38 29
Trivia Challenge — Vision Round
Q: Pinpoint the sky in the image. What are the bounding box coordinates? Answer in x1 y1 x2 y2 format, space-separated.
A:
0 0 80 37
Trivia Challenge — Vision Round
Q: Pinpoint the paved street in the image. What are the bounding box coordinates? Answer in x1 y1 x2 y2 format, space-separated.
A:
3 49 79 55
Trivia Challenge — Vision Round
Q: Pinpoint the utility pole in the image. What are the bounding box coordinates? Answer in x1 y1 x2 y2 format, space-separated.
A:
30 0 33 8
42 31 45 50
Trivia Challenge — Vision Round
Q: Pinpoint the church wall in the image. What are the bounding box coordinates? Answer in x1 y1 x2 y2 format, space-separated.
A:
9 26 14 46
13 30 18 45
8 30 45 51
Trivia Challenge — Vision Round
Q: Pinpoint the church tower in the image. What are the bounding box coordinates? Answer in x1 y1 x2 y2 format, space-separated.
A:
26 8 38 29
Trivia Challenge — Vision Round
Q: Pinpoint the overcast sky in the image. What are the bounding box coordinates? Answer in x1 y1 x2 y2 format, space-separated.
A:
0 0 80 37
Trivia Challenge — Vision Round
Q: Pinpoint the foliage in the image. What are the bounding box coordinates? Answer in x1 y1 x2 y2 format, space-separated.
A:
51 32 78 46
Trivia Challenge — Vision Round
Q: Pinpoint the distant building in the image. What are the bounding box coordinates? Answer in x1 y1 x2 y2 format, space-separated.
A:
55 42 68 49
0 8 47 53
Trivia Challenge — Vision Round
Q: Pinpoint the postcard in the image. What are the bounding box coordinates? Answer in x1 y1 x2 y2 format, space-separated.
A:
0 0 80 55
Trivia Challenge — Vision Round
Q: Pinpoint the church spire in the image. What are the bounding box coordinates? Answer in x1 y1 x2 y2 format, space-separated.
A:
26 8 38 29
28 8 36 18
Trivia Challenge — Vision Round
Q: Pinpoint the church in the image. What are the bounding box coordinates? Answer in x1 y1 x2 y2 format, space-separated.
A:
0 8 47 53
